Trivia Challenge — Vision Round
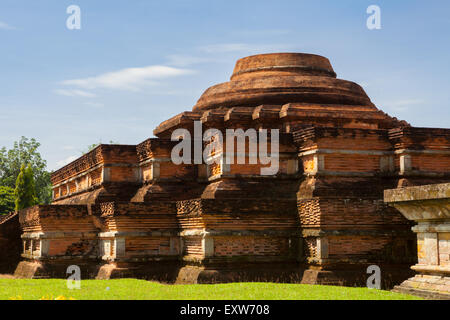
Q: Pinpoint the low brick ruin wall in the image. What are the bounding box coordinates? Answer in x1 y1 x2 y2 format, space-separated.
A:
0 212 22 274
385 183 450 299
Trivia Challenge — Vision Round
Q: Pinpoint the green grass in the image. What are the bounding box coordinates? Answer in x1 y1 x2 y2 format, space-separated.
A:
0 279 421 300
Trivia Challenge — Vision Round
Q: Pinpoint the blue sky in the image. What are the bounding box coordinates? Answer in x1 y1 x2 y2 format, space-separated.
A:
0 0 449 170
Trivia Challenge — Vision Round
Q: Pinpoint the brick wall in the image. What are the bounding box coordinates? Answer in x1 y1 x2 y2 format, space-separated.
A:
214 236 290 256
324 154 381 172
125 237 171 255
410 154 450 172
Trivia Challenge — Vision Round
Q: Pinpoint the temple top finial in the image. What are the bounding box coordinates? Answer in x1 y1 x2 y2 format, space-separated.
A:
231 53 336 80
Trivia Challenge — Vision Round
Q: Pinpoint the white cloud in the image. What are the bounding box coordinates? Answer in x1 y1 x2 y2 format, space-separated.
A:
0 21 15 30
166 42 294 68
61 65 193 91
56 155 78 168
166 54 222 67
84 101 104 108
199 43 255 53
54 89 97 98
389 99 424 106
198 43 294 54
383 99 424 112
233 29 291 37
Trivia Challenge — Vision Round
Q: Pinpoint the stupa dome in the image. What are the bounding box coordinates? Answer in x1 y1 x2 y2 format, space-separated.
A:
193 53 373 111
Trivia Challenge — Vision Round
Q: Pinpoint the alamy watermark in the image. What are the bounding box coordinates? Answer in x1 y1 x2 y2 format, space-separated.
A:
66 265 81 289
171 121 280 175
366 265 381 289
366 5 381 30
66 5 81 30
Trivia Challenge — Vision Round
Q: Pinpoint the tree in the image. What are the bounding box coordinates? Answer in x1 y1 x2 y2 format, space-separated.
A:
0 136 51 204
0 186 15 215
14 164 38 211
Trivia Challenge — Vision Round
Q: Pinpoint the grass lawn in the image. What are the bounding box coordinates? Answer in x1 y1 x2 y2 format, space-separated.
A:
0 279 420 300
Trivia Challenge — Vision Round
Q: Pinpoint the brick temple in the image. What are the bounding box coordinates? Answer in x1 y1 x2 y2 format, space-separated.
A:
3 53 450 288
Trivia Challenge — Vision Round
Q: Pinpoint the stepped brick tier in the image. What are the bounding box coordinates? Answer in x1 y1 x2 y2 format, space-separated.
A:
8 53 450 288
385 183 450 299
